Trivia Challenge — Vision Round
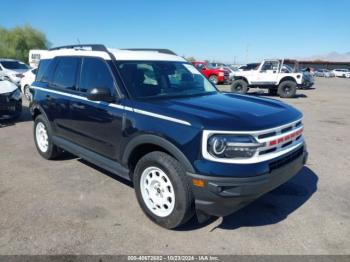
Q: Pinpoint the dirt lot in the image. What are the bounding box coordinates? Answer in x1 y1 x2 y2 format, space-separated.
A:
0 78 349 255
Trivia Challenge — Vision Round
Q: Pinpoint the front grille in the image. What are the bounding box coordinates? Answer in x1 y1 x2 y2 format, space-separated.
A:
0 96 9 103
255 119 304 159
0 100 21 114
269 147 303 171
258 131 276 139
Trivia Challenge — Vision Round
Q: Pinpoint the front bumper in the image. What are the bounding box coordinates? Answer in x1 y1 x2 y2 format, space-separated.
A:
187 146 308 217
0 96 22 120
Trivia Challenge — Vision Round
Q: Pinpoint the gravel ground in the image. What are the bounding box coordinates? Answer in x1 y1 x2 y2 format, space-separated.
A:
0 77 349 255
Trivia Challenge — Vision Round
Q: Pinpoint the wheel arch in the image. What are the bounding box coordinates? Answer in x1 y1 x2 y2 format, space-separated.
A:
30 103 48 121
233 76 249 84
279 76 297 85
122 134 195 176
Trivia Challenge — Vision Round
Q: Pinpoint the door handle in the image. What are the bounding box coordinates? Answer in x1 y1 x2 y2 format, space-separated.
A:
71 103 86 110
45 95 54 101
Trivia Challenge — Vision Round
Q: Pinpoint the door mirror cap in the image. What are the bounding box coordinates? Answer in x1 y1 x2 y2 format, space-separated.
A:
87 87 115 102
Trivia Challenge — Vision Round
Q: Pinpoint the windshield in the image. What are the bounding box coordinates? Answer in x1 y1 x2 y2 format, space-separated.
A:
1 61 29 70
118 61 217 99
206 63 217 69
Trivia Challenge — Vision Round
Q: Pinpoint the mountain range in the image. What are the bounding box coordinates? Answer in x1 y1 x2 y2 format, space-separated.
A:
298 52 350 62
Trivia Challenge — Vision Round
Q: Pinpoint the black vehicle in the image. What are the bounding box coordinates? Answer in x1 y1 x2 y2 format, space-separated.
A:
30 45 307 229
0 77 22 120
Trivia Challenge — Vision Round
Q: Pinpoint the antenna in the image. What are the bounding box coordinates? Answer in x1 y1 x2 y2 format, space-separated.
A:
77 38 81 44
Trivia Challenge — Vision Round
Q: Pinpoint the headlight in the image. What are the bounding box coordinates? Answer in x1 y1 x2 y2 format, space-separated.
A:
10 88 22 100
207 134 264 159
218 72 224 77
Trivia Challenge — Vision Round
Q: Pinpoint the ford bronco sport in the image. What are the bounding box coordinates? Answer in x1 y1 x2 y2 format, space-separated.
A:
30 45 308 229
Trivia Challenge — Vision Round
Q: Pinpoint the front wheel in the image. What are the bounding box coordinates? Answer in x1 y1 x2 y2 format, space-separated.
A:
133 151 194 229
277 81 297 98
231 79 248 94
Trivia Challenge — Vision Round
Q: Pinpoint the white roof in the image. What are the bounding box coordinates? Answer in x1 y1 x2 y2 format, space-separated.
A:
41 48 186 62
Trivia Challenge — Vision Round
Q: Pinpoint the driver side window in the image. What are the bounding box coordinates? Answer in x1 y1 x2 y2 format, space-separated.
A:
261 61 279 71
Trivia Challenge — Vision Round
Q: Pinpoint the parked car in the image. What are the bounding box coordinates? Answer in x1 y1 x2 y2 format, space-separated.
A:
314 69 334 78
191 61 229 84
20 68 37 101
0 59 30 85
30 44 308 229
0 76 22 120
238 63 260 71
332 69 350 78
231 59 313 98
224 66 239 81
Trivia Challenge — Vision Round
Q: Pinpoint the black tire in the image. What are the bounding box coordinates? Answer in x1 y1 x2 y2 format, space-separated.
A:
208 75 218 85
133 151 195 229
231 79 248 94
34 114 62 160
277 80 297 98
268 88 278 96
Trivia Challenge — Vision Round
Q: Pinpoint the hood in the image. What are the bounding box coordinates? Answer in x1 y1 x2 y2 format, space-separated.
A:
133 93 302 131
3 68 29 74
0 80 18 94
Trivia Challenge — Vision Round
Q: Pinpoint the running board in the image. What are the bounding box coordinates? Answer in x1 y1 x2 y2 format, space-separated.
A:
52 136 131 181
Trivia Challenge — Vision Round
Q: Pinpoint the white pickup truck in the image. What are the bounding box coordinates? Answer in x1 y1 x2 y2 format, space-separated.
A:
230 59 314 98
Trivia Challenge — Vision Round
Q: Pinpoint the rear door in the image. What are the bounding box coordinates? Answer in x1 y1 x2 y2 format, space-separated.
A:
44 56 81 139
68 56 124 160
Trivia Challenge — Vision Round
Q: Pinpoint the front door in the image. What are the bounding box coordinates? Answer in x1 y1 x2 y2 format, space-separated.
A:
68 57 124 160
252 60 280 85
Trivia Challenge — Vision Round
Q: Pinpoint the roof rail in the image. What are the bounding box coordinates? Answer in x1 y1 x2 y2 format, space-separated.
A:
49 44 108 52
122 48 177 55
49 44 118 62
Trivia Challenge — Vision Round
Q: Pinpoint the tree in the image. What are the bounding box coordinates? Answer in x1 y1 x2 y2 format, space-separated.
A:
0 25 49 63
184 56 196 62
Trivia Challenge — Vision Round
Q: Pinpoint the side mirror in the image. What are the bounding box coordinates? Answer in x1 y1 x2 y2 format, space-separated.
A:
87 87 115 102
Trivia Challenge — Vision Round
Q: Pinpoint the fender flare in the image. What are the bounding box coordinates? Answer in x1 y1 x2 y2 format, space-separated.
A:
278 76 297 85
122 134 195 173
30 103 49 121
233 76 249 85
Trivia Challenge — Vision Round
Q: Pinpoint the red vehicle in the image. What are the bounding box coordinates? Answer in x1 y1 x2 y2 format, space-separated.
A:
192 61 229 84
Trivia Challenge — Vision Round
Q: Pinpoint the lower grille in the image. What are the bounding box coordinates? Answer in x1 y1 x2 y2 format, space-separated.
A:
0 100 21 114
269 146 303 171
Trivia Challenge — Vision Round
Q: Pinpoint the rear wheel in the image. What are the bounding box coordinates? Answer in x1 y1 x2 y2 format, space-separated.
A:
208 75 218 85
277 81 297 98
231 79 248 94
34 115 62 159
133 151 194 229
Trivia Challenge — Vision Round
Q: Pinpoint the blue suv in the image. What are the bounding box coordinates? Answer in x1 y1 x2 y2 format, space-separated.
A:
30 45 308 229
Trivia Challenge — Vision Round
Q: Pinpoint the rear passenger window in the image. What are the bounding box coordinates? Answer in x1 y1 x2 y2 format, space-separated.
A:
52 57 80 90
36 59 51 82
79 57 114 93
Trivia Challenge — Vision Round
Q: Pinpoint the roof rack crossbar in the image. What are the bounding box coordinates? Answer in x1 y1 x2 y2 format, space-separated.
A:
122 48 177 55
49 44 108 52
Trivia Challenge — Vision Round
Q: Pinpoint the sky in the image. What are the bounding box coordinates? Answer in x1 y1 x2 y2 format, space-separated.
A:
1 0 349 63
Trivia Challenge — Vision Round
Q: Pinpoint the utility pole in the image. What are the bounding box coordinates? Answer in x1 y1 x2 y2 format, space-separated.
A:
245 44 250 64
